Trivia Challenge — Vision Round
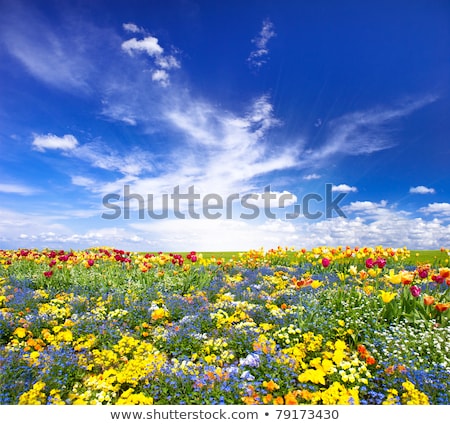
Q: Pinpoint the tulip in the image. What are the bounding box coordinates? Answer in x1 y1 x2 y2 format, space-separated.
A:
409 285 421 297
380 290 397 303
423 295 435 306
321 258 330 267
418 269 428 279
439 267 450 278
375 257 386 268
435 303 450 313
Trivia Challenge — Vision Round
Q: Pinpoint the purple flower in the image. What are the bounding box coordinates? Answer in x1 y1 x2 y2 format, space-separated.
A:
239 353 260 368
410 285 421 297
240 370 255 381
375 257 386 268
365 258 374 269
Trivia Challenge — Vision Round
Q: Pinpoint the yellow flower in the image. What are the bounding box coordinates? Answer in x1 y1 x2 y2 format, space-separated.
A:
401 381 429 405
367 268 377 278
337 272 347 283
334 340 347 351
298 368 326 385
386 269 402 284
57 329 73 342
379 290 397 304
311 280 322 289
263 380 280 392
259 323 274 332
363 285 374 295
348 266 358 276
151 308 167 321
262 394 273 404
14 327 27 339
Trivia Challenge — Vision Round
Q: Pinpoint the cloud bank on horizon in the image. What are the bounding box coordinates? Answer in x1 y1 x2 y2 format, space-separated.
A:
0 0 449 251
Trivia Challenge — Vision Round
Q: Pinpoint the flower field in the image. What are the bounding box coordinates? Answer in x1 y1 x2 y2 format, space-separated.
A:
1 246 449 405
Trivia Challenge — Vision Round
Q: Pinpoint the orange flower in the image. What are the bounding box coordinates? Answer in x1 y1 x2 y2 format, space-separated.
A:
423 295 435 306
359 270 368 280
284 392 298 405
151 308 167 321
435 303 450 313
357 344 368 356
262 394 273 404
242 396 259 405
292 277 313 288
263 380 280 392
273 396 284 405
385 365 395 375
439 268 450 278
397 365 407 373
366 356 376 365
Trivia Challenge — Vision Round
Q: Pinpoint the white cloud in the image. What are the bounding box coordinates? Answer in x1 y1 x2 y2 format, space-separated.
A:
155 55 180 70
159 94 298 197
104 212 450 251
71 176 96 187
0 183 37 195
0 207 71 245
152 69 170 86
123 22 145 34
121 36 164 56
32 134 79 152
71 142 154 177
248 18 276 69
419 203 450 216
331 184 357 193
345 200 388 212
121 32 180 87
303 173 321 180
302 96 438 165
32 136 153 179
2 196 450 251
0 3 115 93
410 185 436 194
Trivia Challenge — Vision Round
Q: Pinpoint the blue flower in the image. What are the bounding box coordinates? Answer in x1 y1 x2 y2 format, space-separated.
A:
240 370 255 381
239 353 260 367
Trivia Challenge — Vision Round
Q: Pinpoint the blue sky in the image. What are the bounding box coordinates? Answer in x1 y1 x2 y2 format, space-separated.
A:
0 0 449 251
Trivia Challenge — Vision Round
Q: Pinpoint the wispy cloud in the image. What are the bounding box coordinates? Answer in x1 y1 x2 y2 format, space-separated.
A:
71 176 97 187
123 22 145 34
248 18 276 69
0 183 38 195
0 2 109 93
301 96 438 166
32 134 155 180
410 185 436 194
71 141 155 177
121 26 180 87
151 69 170 87
303 173 321 180
161 94 297 195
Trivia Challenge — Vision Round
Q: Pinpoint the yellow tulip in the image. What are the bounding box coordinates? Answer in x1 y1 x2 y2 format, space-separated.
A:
379 290 397 303
386 269 402 284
